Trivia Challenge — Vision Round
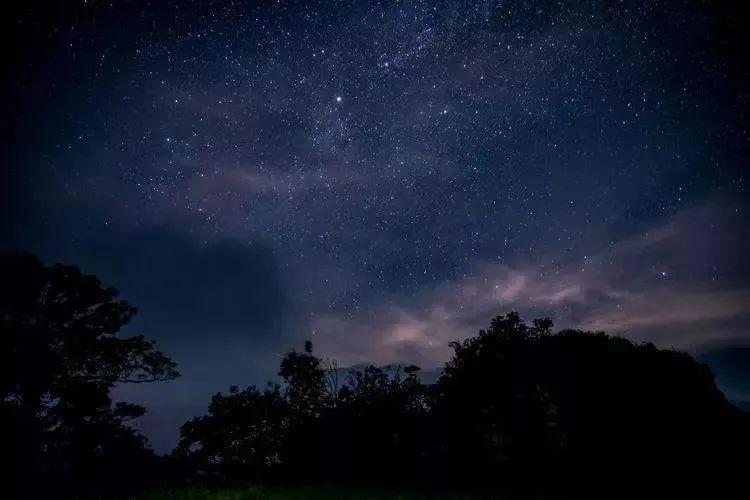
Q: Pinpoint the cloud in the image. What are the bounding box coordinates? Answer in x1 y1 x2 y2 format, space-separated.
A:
32 224 289 344
108 227 288 338
579 289 750 333
310 199 750 367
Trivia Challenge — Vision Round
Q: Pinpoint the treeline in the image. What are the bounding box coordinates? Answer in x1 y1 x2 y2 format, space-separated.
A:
174 316 749 497
2 253 748 498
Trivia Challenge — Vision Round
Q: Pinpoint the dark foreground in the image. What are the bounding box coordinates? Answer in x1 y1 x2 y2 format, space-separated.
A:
4 255 747 499
147 485 480 500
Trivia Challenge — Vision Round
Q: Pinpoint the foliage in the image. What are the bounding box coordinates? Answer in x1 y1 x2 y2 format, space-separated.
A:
177 312 749 497
2 251 747 497
177 348 432 483
434 313 749 495
176 384 290 479
0 253 179 497
278 340 326 416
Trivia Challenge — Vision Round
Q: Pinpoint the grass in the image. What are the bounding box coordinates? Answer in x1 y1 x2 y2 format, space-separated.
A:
145 484 479 500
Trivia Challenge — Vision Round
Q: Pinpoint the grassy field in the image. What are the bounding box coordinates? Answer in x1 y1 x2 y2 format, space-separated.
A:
146 485 482 499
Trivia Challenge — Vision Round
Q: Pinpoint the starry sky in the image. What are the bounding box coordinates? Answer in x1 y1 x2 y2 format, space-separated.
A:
3 0 749 452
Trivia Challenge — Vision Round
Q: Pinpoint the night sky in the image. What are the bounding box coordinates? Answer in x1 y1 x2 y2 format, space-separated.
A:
3 0 749 453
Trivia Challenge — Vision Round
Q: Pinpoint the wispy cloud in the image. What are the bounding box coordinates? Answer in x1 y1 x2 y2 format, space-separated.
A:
311 199 750 367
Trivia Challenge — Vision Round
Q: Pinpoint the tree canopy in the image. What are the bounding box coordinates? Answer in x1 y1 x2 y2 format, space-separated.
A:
0 253 179 497
176 312 749 497
2 252 747 498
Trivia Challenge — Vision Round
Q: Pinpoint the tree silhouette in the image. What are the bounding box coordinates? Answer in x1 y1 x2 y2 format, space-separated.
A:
175 384 290 481
176 312 749 496
0 253 179 497
433 313 560 485
278 340 327 416
175 343 331 481
435 313 749 496
175 343 432 483
330 364 430 482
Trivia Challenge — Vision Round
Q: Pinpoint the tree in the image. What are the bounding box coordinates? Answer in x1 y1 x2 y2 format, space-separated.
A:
278 340 326 416
176 313 748 496
175 384 290 480
175 342 331 481
435 313 749 496
330 364 431 482
175 342 432 483
433 313 559 488
0 253 179 496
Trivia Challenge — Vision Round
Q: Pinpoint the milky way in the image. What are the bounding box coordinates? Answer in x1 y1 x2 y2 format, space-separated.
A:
3 0 748 452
